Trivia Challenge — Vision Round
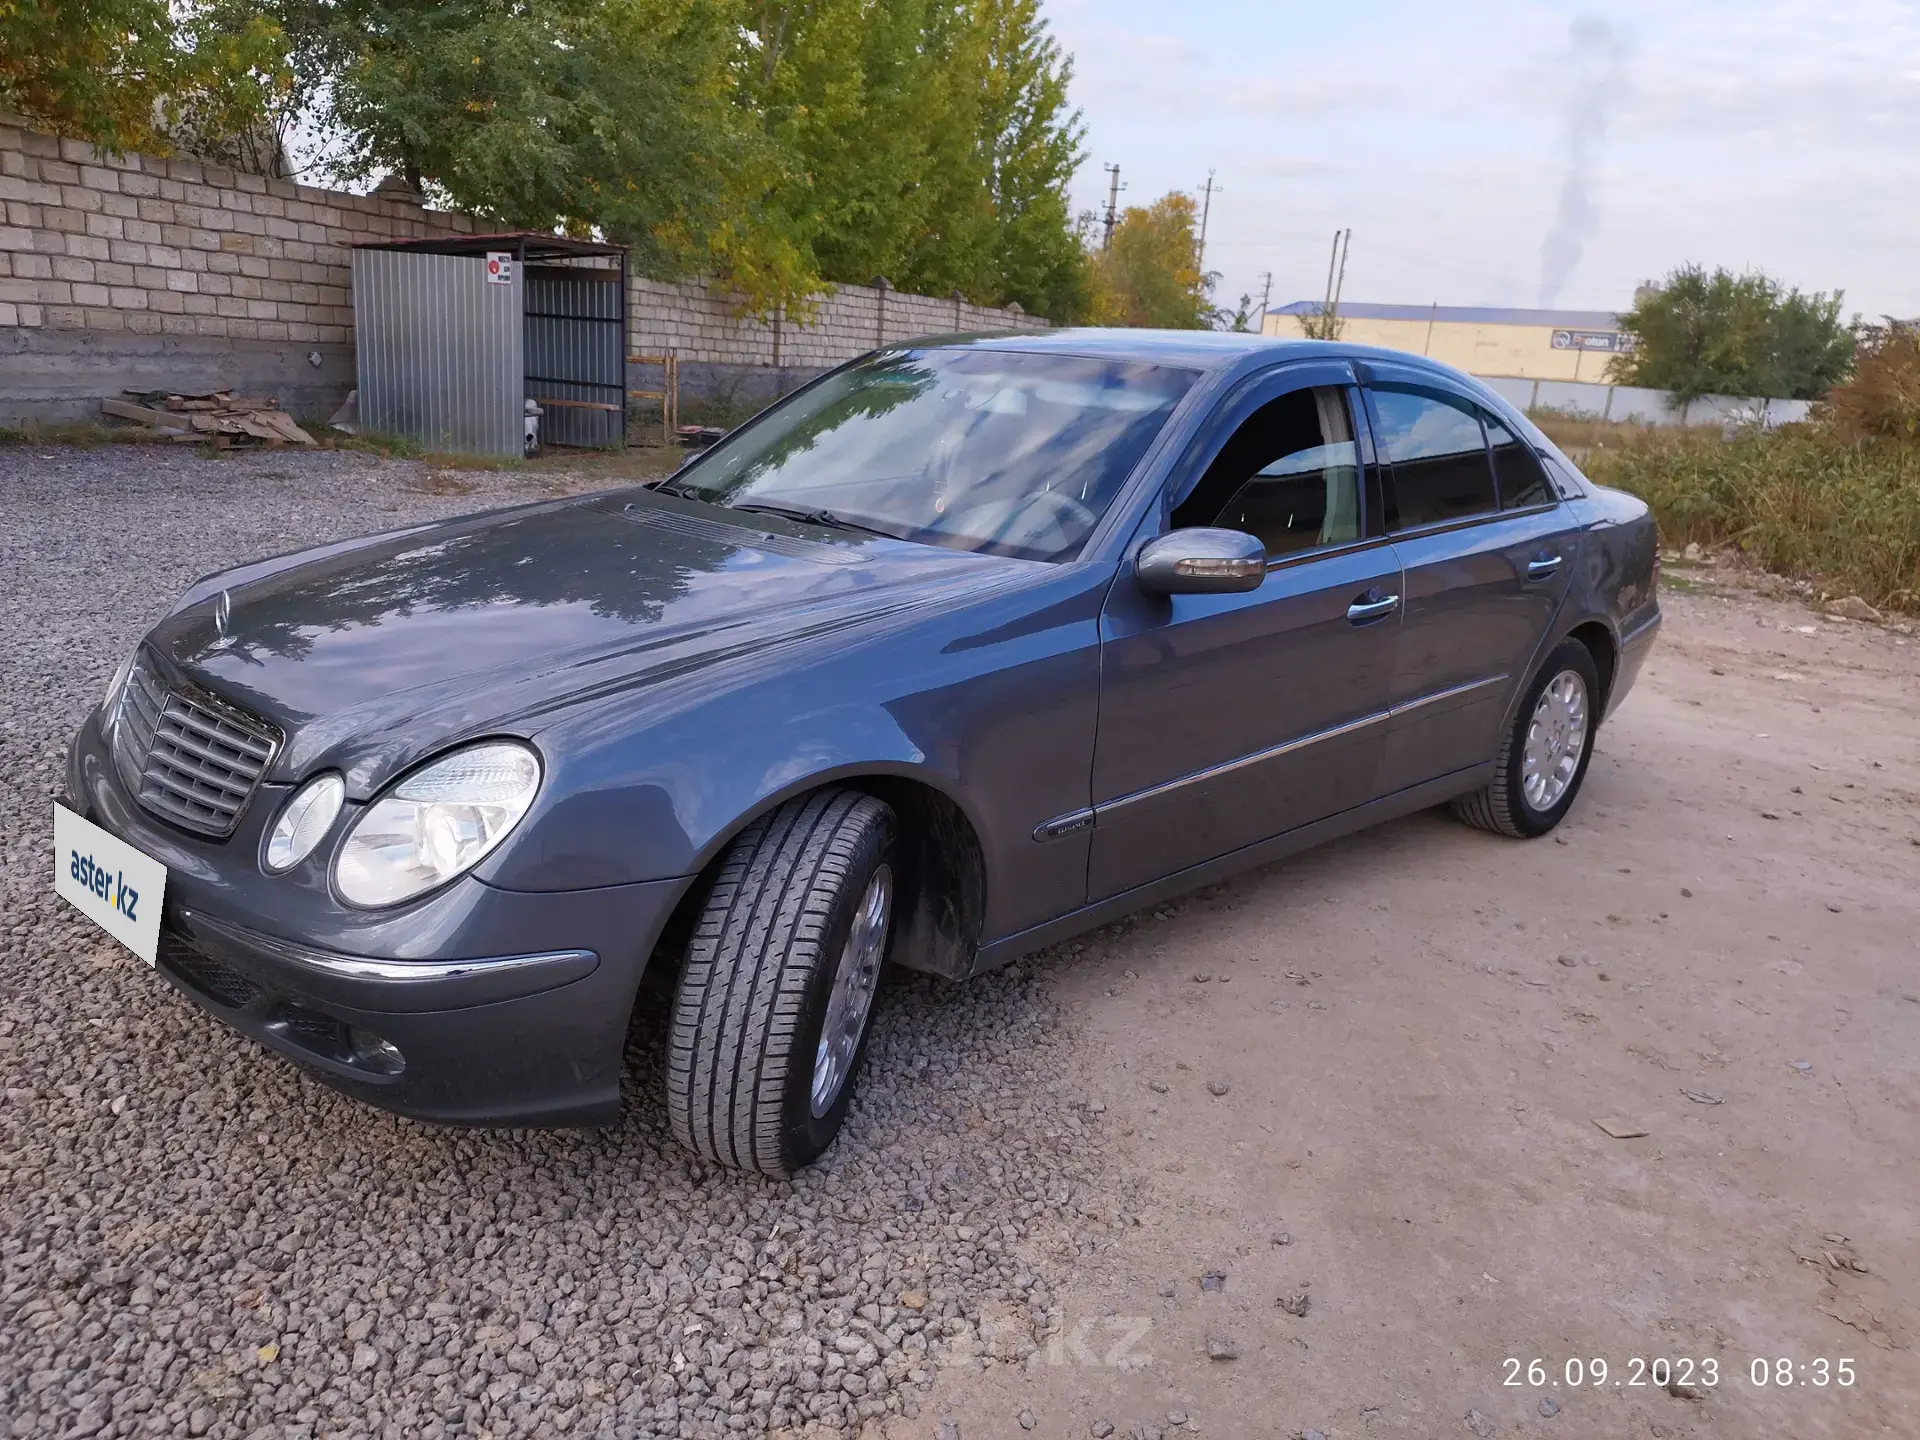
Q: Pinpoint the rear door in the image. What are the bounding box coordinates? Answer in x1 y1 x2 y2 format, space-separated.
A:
1361 363 1582 793
1087 361 1402 900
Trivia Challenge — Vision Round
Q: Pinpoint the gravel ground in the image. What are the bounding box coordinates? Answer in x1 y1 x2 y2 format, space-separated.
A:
0 446 1126 1440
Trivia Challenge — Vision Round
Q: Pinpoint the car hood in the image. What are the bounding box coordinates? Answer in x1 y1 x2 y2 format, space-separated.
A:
147 490 1031 791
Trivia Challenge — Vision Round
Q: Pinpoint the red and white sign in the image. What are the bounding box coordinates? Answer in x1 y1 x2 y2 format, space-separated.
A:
485 252 514 285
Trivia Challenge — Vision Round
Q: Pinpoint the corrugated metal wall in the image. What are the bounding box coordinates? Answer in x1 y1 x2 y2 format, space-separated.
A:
524 265 625 449
352 250 522 456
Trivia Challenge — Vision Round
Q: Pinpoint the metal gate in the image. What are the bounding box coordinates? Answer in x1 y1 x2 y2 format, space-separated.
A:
525 265 627 449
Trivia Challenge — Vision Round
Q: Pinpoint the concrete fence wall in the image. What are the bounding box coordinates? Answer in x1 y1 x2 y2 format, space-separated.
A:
625 274 1047 416
0 117 1045 427
1480 374 1814 429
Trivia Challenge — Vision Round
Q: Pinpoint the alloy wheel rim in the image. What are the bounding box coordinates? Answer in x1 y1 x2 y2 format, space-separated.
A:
1521 670 1588 812
810 863 892 1118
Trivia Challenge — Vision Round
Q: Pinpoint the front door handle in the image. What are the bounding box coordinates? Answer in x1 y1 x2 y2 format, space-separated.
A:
1526 554 1564 581
1346 591 1401 623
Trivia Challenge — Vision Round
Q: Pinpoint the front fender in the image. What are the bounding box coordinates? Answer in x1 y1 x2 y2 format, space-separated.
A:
475 700 954 891
473 563 1112 948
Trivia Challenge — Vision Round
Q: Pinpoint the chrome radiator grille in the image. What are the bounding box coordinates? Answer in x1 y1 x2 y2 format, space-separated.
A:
111 658 279 837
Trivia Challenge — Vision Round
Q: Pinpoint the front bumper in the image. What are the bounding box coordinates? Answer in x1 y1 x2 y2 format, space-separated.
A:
66 710 690 1127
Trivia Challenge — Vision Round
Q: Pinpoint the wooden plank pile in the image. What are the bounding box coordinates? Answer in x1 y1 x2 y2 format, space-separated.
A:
102 391 317 447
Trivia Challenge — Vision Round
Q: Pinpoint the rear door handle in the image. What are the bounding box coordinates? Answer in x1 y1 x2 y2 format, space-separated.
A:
1346 591 1400 623
1526 555 1563 580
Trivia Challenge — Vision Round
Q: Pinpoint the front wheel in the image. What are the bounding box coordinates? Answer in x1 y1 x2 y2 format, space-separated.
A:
1451 639 1601 838
666 789 898 1177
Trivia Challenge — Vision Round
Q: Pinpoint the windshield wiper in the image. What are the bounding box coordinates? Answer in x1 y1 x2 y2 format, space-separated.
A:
727 500 890 538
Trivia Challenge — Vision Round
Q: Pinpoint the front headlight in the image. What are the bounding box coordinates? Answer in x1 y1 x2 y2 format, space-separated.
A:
333 741 542 908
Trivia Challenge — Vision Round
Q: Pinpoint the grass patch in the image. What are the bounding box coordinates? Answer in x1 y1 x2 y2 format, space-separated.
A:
418 443 683 483
329 428 424 459
0 419 164 447
1585 425 1920 613
1653 570 1709 595
1530 411 1724 463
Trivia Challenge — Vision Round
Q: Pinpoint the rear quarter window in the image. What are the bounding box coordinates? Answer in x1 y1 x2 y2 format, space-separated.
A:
1484 413 1555 509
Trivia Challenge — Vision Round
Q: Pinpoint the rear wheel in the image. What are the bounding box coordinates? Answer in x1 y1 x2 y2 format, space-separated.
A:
1451 639 1600 838
666 788 897 1176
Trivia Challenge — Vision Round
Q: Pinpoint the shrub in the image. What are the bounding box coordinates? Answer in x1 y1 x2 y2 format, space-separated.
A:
1585 425 1920 614
1817 327 1920 444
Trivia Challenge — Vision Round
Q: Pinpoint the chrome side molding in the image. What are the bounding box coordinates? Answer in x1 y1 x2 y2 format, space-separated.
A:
1046 672 1512 832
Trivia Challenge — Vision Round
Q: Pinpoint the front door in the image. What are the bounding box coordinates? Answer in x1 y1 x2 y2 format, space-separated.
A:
1361 365 1582 792
1089 363 1403 901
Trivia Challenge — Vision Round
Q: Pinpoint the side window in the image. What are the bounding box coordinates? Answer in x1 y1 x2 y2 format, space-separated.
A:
1170 386 1360 558
1542 451 1586 500
1369 386 1497 529
1484 412 1554 509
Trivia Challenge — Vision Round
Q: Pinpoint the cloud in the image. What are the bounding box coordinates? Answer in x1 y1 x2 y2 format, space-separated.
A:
1045 0 1920 318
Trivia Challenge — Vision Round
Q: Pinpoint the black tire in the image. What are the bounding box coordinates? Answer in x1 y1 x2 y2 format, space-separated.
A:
1451 638 1601 839
666 788 898 1177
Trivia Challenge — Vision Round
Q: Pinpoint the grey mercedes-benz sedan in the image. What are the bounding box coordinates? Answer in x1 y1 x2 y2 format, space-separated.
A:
60 330 1658 1175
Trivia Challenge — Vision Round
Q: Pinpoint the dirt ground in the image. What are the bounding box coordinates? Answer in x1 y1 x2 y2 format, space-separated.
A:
916 568 1920 1440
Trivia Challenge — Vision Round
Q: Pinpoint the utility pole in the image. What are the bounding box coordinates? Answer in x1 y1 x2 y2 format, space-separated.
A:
1101 164 1124 250
1256 270 1273 333
1308 228 1352 339
1321 228 1351 314
1196 171 1220 270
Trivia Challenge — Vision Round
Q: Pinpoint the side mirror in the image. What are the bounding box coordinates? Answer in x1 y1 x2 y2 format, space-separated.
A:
1135 527 1267 595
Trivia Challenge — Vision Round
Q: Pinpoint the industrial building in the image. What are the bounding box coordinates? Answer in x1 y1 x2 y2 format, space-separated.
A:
1263 302 1631 381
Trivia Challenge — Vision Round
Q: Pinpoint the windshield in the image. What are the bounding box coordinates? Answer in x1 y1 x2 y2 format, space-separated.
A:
659 348 1198 561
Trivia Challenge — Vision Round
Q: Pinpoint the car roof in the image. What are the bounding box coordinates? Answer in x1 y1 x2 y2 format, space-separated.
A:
923 328 1473 381
926 328 1338 371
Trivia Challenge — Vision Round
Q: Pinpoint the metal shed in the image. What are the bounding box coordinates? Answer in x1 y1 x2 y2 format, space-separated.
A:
351 233 628 457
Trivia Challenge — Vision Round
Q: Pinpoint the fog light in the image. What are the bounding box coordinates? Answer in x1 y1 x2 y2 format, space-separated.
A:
265 773 346 874
346 1025 405 1077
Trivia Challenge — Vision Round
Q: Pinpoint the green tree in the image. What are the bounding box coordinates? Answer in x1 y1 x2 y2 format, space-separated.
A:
277 0 759 278
967 0 1088 321
1 0 181 150
741 0 950 303
1 0 290 160
1295 304 1346 340
24 0 1088 315
167 1 300 175
739 0 1084 319
1611 264 1856 402
1088 192 1212 329
1216 292 1257 332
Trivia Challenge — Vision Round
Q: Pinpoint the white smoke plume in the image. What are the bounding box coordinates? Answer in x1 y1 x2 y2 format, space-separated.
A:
1537 16 1630 308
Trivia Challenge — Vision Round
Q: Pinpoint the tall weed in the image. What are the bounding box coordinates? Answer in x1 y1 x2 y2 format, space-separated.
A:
1585 426 1920 613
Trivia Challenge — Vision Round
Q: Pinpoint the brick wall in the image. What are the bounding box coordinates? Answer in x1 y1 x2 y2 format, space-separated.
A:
628 275 1045 370
0 120 473 342
0 117 1046 426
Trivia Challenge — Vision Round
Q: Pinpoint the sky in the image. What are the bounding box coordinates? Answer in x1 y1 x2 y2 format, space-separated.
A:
1044 0 1920 322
